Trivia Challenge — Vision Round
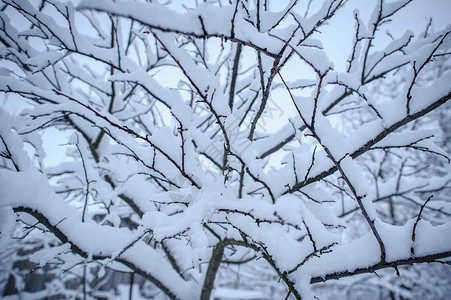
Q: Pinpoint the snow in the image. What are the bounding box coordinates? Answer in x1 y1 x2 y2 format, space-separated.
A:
374 129 434 148
110 70 183 108
374 94 407 127
78 0 285 54
297 45 333 74
172 104 193 128
339 156 370 197
409 70 451 114
0 169 194 299
1 0 450 298
414 220 451 257
25 51 67 71
0 205 16 250
0 108 33 171
365 31 413 79
374 220 413 261
312 114 347 158
381 0 412 19
302 202 340 248
30 244 72 267
299 232 381 277
213 287 266 300
151 127 182 166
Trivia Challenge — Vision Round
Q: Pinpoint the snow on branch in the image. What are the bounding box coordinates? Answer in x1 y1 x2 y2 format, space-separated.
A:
0 0 450 299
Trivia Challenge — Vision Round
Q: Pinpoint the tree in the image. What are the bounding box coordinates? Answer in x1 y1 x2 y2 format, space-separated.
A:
0 0 450 299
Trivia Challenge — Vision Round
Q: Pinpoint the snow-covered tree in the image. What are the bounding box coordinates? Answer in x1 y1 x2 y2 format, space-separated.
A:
0 0 450 299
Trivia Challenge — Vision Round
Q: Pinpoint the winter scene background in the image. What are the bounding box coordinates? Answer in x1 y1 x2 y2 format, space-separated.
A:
0 0 450 299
